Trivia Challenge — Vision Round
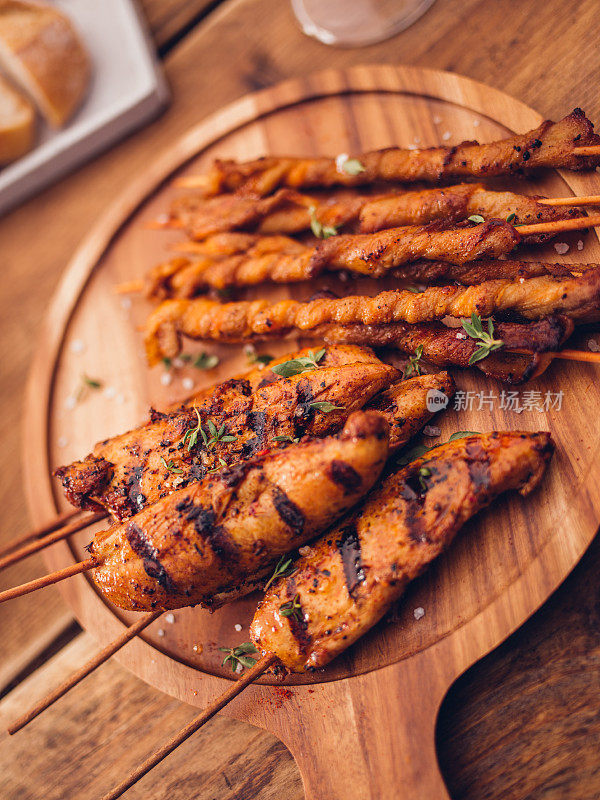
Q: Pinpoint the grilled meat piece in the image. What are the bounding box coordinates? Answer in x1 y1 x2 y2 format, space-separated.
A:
148 219 520 298
388 258 583 286
144 269 600 362
251 431 554 672
194 110 600 196
365 372 454 450
170 183 580 243
55 353 397 520
317 315 575 384
89 411 390 612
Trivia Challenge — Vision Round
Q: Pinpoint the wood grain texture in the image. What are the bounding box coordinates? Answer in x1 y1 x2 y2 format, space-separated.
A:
142 0 218 49
0 0 599 797
20 65 600 799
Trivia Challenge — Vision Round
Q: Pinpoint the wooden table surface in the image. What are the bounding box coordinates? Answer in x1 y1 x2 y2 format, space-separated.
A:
1 1 599 798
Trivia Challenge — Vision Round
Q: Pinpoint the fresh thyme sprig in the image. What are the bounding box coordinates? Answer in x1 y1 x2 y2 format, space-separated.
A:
467 214 485 224
160 456 183 474
244 344 274 367
192 352 219 370
461 313 504 365
308 206 338 239
182 407 204 451
272 435 299 444
75 374 103 402
182 409 236 452
205 419 237 448
271 348 326 378
218 642 259 672
309 401 344 413
404 344 424 378
279 593 303 622
264 555 296 591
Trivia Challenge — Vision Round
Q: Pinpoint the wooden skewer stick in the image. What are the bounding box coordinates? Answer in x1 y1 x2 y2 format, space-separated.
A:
174 175 212 190
145 218 184 230
508 348 600 364
516 214 600 236
0 558 97 604
114 279 144 294
101 653 276 800
539 195 600 207
0 512 106 571
8 609 164 734
0 508 81 559
573 146 600 157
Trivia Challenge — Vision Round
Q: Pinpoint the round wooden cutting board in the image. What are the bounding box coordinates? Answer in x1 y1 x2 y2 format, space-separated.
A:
23 65 600 799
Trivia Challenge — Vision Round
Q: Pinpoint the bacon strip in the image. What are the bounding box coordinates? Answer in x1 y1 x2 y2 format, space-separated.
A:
170 183 581 241
143 269 600 363
194 110 600 196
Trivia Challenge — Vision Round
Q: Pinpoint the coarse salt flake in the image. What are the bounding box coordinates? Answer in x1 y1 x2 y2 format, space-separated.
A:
116 394 125 405
298 546 311 556
57 436 68 448
120 296 132 310
519 277 525 284
65 395 77 411
234 623 242 632
165 613 175 624
335 153 349 173
160 372 172 386
473 119 481 127
182 377 195 391
103 386 117 399
554 242 569 255
157 629 165 637
413 607 425 620
442 131 451 141
70 339 85 354
423 425 441 438
588 339 600 353
235 662 243 673
455 332 467 339
173 357 185 369
432 115 442 124
577 240 584 251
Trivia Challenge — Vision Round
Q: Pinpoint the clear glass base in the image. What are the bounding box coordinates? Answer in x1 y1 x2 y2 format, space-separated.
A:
291 0 437 47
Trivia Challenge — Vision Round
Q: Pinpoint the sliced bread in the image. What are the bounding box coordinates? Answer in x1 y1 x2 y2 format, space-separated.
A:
0 71 34 163
0 0 90 128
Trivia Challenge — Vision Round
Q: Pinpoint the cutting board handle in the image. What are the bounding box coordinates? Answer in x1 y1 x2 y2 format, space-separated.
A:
263 651 456 800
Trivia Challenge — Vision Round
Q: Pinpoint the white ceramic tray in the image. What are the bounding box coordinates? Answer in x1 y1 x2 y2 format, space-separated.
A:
0 0 169 216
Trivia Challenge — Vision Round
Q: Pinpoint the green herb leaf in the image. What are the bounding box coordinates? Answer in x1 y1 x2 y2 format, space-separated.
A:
461 313 504 365
406 285 425 294
397 443 431 466
218 642 258 673
467 214 485 224
193 352 220 370
271 348 326 378
264 555 295 591
244 345 274 366
182 407 204 452
309 401 345 413
341 158 366 176
448 431 480 441
279 593 303 621
161 357 172 370
418 466 432 492
83 375 102 389
160 456 183 475
506 212 517 223
404 344 424 379
308 205 338 239
272 435 299 444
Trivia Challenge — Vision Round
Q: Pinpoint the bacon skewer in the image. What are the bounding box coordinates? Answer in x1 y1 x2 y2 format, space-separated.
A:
143 268 600 363
99 430 554 800
174 109 600 196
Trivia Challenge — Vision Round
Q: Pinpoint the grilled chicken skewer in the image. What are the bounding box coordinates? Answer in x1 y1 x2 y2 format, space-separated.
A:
175 109 600 196
3 346 389 567
89 410 389 612
166 182 585 241
6 372 452 729
55 347 398 521
140 211 600 298
252 431 553 670
144 268 600 363
318 315 575 385
143 246 594 301
0 411 390 607
101 430 553 800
